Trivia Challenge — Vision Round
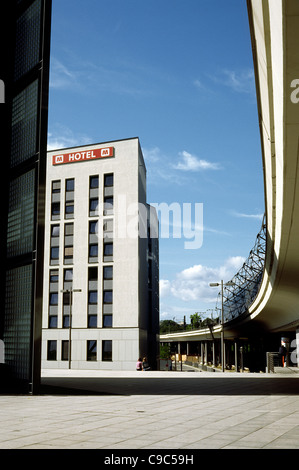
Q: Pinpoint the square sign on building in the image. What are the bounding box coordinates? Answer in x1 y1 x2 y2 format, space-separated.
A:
42 138 159 371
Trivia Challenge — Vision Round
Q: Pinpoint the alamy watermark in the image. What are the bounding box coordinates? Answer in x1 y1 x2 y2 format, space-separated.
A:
290 79 299 103
96 195 203 250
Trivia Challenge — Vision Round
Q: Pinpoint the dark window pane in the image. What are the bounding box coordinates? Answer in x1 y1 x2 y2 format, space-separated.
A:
61 340 69 361
87 340 97 361
66 179 74 191
102 340 112 361
51 202 60 215
49 316 57 328
47 340 57 361
88 291 97 304
103 315 112 328
89 221 98 234
104 174 113 187
49 292 58 305
103 266 113 280
90 176 99 188
51 247 59 260
89 198 98 212
89 244 98 257
104 243 113 256
88 267 98 281
65 203 74 214
88 315 97 328
63 315 70 328
103 290 113 304
104 197 113 211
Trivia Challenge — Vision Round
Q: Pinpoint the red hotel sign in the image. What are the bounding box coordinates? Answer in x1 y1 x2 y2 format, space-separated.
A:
52 147 114 165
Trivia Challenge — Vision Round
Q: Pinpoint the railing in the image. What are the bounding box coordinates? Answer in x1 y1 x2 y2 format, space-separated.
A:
266 352 280 373
215 215 266 323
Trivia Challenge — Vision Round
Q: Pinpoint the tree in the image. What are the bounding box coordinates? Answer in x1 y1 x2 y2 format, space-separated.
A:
190 312 203 329
159 320 182 334
159 344 171 360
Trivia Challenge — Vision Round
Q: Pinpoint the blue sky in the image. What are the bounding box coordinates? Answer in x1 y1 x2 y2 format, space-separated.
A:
47 0 265 323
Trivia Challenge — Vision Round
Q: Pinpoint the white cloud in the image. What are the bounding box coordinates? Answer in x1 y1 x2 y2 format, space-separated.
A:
159 279 171 297
173 151 220 172
222 69 254 94
47 124 92 151
209 68 255 94
50 57 79 90
230 210 264 220
160 256 245 303
142 147 162 164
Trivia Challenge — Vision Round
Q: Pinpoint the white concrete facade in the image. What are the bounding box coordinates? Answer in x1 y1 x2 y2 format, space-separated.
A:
41 137 159 371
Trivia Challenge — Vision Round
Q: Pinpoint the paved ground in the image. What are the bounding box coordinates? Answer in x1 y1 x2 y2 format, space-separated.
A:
1 368 299 450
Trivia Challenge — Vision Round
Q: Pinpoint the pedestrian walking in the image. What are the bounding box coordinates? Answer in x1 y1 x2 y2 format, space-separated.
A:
279 344 287 367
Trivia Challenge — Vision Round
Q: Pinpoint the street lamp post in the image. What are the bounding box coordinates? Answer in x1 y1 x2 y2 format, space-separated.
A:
209 280 234 372
61 288 82 369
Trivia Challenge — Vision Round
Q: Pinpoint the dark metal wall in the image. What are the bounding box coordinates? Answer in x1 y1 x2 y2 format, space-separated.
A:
0 0 52 394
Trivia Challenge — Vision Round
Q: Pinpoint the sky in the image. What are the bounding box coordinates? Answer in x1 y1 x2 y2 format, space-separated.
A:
47 0 265 323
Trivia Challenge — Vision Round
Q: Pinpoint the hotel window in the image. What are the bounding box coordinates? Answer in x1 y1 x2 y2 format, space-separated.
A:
88 315 97 328
89 244 98 261
103 173 113 215
50 270 59 283
103 290 113 304
90 175 99 189
50 246 59 263
64 268 73 282
49 292 58 306
51 180 61 221
103 314 112 328
87 340 97 361
65 202 74 217
49 269 58 328
52 180 61 193
88 291 98 304
64 223 74 264
47 340 57 361
50 222 60 265
63 291 71 328
103 196 113 215
51 225 60 237
49 316 57 328
66 178 74 192
64 246 73 263
103 242 113 261
89 220 98 234
89 266 98 282
102 340 112 362
88 267 98 328
61 340 69 361
51 202 60 220
64 267 73 291
65 178 74 219
89 198 98 216
103 266 113 280
104 173 113 187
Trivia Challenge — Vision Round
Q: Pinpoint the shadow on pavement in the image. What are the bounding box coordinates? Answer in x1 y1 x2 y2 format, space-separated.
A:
40 376 299 396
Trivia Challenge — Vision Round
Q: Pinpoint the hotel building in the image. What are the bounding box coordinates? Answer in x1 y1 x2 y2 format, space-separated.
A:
42 138 159 371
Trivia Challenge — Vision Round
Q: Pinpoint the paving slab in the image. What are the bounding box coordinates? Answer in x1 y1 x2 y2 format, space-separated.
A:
0 369 298 451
